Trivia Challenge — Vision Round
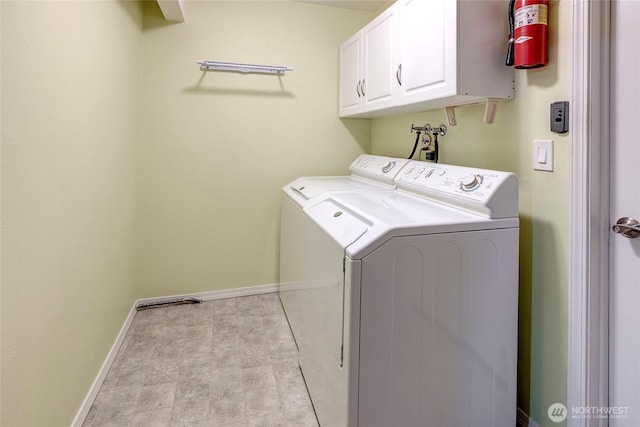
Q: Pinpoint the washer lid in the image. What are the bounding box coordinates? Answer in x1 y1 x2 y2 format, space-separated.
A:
323 191 519 259
305 199 369 249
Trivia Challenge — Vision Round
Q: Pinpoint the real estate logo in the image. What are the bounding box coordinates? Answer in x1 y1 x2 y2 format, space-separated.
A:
548 402 568 423
548 402 631 422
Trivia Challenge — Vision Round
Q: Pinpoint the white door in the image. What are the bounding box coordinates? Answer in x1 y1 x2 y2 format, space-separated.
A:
609 0 640 425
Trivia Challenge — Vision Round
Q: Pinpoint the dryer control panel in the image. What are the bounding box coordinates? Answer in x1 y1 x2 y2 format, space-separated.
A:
349 155 408 184
395 161 519 219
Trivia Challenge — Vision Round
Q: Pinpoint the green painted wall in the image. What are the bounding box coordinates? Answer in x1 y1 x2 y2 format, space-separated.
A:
136 1 372 298
1 1 143 425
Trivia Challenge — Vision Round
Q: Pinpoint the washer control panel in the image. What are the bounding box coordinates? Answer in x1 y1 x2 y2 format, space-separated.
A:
349 155 408 183
395 161 519 218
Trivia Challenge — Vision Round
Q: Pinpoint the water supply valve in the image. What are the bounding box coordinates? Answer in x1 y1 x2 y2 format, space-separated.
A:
412 123 447 163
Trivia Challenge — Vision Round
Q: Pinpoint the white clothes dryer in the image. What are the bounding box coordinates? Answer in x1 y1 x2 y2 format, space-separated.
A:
279 159 519 427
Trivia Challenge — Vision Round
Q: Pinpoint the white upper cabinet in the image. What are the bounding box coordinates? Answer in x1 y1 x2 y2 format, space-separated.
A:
397 0 454 105
339 0 514 119
339 31 363 117
362 5 399 112
339 6 399 117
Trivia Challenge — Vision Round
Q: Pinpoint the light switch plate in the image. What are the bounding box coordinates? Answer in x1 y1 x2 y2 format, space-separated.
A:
533 139 553 171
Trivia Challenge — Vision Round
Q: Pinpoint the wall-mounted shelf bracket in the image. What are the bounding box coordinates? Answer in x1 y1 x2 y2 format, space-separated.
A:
196 60 294 75
443 98 501 127
483 99 499 125
444 106 457 127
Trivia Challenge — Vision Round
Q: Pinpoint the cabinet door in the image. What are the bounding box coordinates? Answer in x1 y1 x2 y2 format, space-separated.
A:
362 4 398 112
339 31 363 117
397 0 457 105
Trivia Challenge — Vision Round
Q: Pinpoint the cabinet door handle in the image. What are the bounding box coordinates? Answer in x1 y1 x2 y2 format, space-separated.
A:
356 80 362 97
396 64 402 86
361 79 366 96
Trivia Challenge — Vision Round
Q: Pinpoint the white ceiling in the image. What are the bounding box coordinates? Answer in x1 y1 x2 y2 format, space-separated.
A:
296 0 391 13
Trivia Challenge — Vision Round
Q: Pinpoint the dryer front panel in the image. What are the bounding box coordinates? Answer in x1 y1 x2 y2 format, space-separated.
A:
279 195 366 427
280 196 345 366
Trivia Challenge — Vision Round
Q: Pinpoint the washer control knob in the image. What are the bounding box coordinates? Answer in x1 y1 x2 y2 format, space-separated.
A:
382 161 396 173
461 174 482 191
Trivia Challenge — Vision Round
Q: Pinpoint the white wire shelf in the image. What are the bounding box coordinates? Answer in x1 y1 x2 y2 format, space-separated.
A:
196 60 294 75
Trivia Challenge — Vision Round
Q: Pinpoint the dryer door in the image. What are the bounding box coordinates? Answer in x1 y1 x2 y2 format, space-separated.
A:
280 196 368 427
280 196 367 368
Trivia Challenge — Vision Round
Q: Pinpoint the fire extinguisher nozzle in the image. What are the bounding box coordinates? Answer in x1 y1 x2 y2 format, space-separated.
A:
505 42 515 67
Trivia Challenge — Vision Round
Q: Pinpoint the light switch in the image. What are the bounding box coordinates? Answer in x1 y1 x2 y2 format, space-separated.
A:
534 139 553 171
537 147 547 164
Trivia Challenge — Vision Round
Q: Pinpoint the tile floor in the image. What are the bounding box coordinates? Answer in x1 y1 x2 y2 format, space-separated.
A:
83 293 319 427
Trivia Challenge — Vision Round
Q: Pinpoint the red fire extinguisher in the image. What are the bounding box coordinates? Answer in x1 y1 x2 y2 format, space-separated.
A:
505 0 549 69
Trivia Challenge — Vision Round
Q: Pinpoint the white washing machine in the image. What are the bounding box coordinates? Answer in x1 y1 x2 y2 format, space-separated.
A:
279 159 519 427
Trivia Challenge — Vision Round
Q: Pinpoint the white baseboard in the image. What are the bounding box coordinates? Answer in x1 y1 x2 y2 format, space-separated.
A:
71 283 280 426
518 406 542 427
134 282 280 307
71 304 137 427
